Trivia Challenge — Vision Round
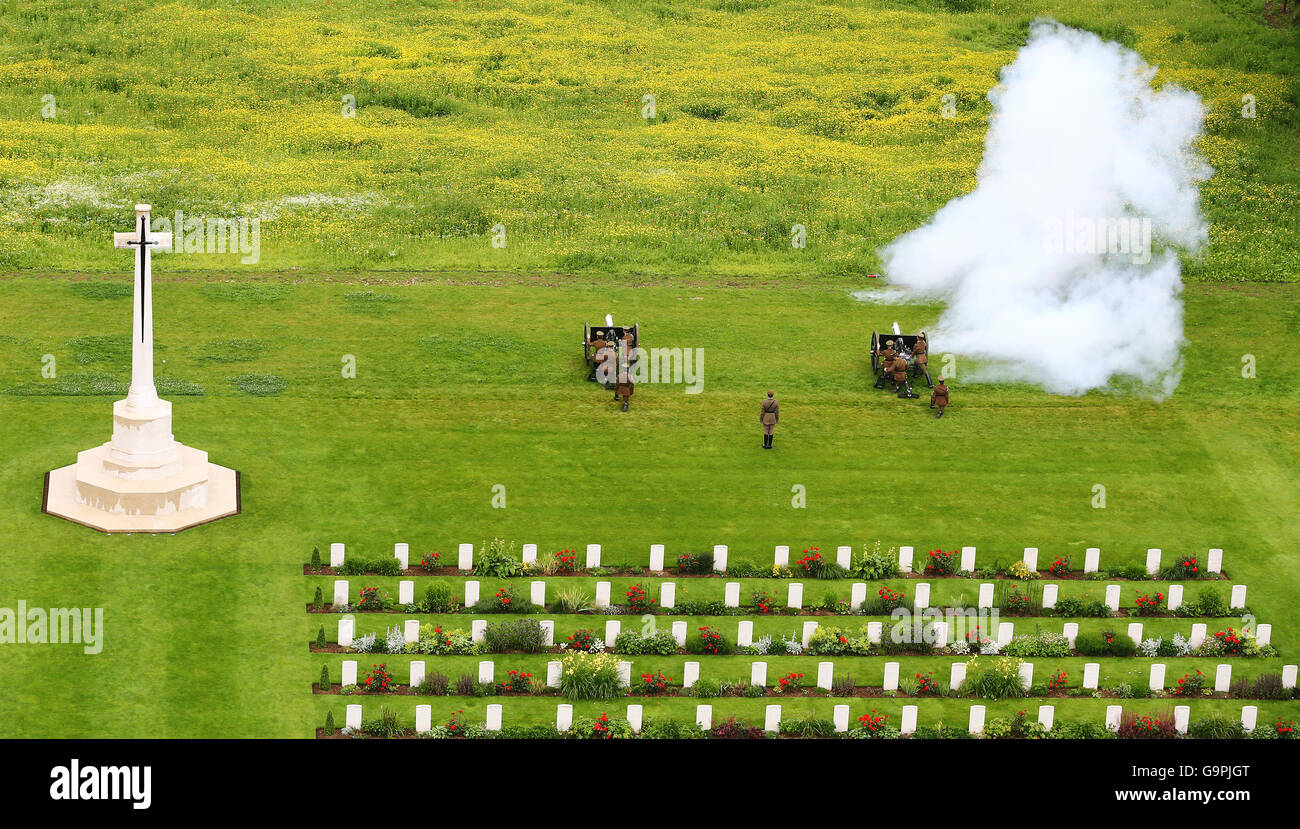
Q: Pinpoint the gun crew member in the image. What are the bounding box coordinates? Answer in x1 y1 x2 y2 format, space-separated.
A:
912 333 932 387
930 377 950 418
874 339 897 389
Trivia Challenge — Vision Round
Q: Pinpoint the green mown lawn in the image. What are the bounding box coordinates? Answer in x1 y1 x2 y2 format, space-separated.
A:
0 275 1295 736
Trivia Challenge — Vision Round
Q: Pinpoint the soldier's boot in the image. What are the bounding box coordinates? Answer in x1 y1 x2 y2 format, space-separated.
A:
923 370 933 387
768 435 775 450
936 408 944 419
621 400 629 412
873 375 886 389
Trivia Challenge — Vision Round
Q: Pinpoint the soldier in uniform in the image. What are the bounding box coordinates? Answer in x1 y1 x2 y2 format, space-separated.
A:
586 331 608 381
593 341 616 385
874 339 897 389
891 353 918 398
912 332 932 387
615 367 634 411
930 376 950 418
759 390 779 449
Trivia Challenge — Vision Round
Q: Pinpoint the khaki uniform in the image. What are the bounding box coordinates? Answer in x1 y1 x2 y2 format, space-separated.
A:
760 397 779 432
891 355 909 383
913 338 928 365
931 382 949 409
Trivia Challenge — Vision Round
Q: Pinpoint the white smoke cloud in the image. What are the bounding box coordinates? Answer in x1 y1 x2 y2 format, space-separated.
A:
879 20 1211 398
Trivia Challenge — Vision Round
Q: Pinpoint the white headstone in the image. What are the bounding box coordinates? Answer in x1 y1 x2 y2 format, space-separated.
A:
817 661 833 690
1173 705 1190 734
900 705 918 735
471 619 487 643
660 582 675 609
950 662 967 691
1149 663 1166 692
960 546 976 572
341 660 357 687
850 582 867 610
724 582 741 607
530 581 546 607
1062 622 1079 648
968 705 985 735
546 660 561 688
736 620 753 648
914 583 930 611
1167 584 1183 612
672 621 687 648
333 580 349 608
899 546 914 572
410 661 425 688
345 704 362 731
1023 547 1038 570
605 620 621 647
997 621 1013 647
1042 584 1058 610
1084 547 1100 573
415 705 431 733
1206 548 1223 574
932 621 948 649
712 545 728 571
485 704 502 731
832 704 850 733
683 661 700 688
464 581 480 608
1104 584 1121 612
836 546 852 569
1189 623 1206 649
773 545 789 567
751 662 768 688
1282 665 1297 690
883 661 900 691
457 543 473 570
540 620 554 646
478 660 494 684
337 618 354 648
978 583 994 609
1038 705 1054 731
398 580 414 606
1241 706 1258 733
585 544 601 569
696 704 712 730
522 543 537 565
617 661 632 687
866 621 883 643
764 704 781 733
1083 662 1100 689
1145 548 1161 575
649 544 665 571
394 543 409 570
1018 661 1034 690
1230 584 1246 609
788 582 804 610
1256 623 1273 648
556 704 573 731
1105 705 1122 731
403 619 419 644
626 704 644 733
1214 664 1231 693
594 581 611 608
1127 622 1143 646
329 543 345 568
802 620 818 648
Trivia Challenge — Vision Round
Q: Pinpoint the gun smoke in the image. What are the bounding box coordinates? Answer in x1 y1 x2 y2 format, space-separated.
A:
879 20 1211 398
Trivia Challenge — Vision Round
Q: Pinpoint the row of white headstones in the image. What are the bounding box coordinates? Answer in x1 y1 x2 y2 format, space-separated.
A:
327 542 1227 576
335 613 1272 653
337 700 1272 737
331 577 1250 614
337 655 1300 696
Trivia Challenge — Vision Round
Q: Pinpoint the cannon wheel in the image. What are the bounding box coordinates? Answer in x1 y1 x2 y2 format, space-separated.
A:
870 329 879 374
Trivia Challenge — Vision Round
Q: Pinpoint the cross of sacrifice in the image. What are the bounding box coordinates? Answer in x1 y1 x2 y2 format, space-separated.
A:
112 205 172 411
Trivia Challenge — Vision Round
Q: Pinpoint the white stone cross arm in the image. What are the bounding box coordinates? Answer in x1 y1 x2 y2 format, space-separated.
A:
113 230 172 250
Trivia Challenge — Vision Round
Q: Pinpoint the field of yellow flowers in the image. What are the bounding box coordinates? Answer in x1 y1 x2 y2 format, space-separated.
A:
0 0 1295 280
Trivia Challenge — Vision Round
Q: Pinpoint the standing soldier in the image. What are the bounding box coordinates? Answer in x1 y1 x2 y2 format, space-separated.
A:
759 390 779 449
930 377 950 418
874 339 897 389
615 368 633 412
912 332 932 387
587 331 608 381
891 353 918 398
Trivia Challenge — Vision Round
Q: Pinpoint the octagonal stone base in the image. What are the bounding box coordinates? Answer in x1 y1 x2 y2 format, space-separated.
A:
44 443 240 533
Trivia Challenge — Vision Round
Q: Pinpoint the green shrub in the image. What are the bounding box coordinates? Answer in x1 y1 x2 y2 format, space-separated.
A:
311 547 321 568
313 586 323 608
962 657 1027 700
315 626 326 648
558 651 623 700
640 718 702 739
319 664 330 689
323 710 335 734
854 544 901 579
